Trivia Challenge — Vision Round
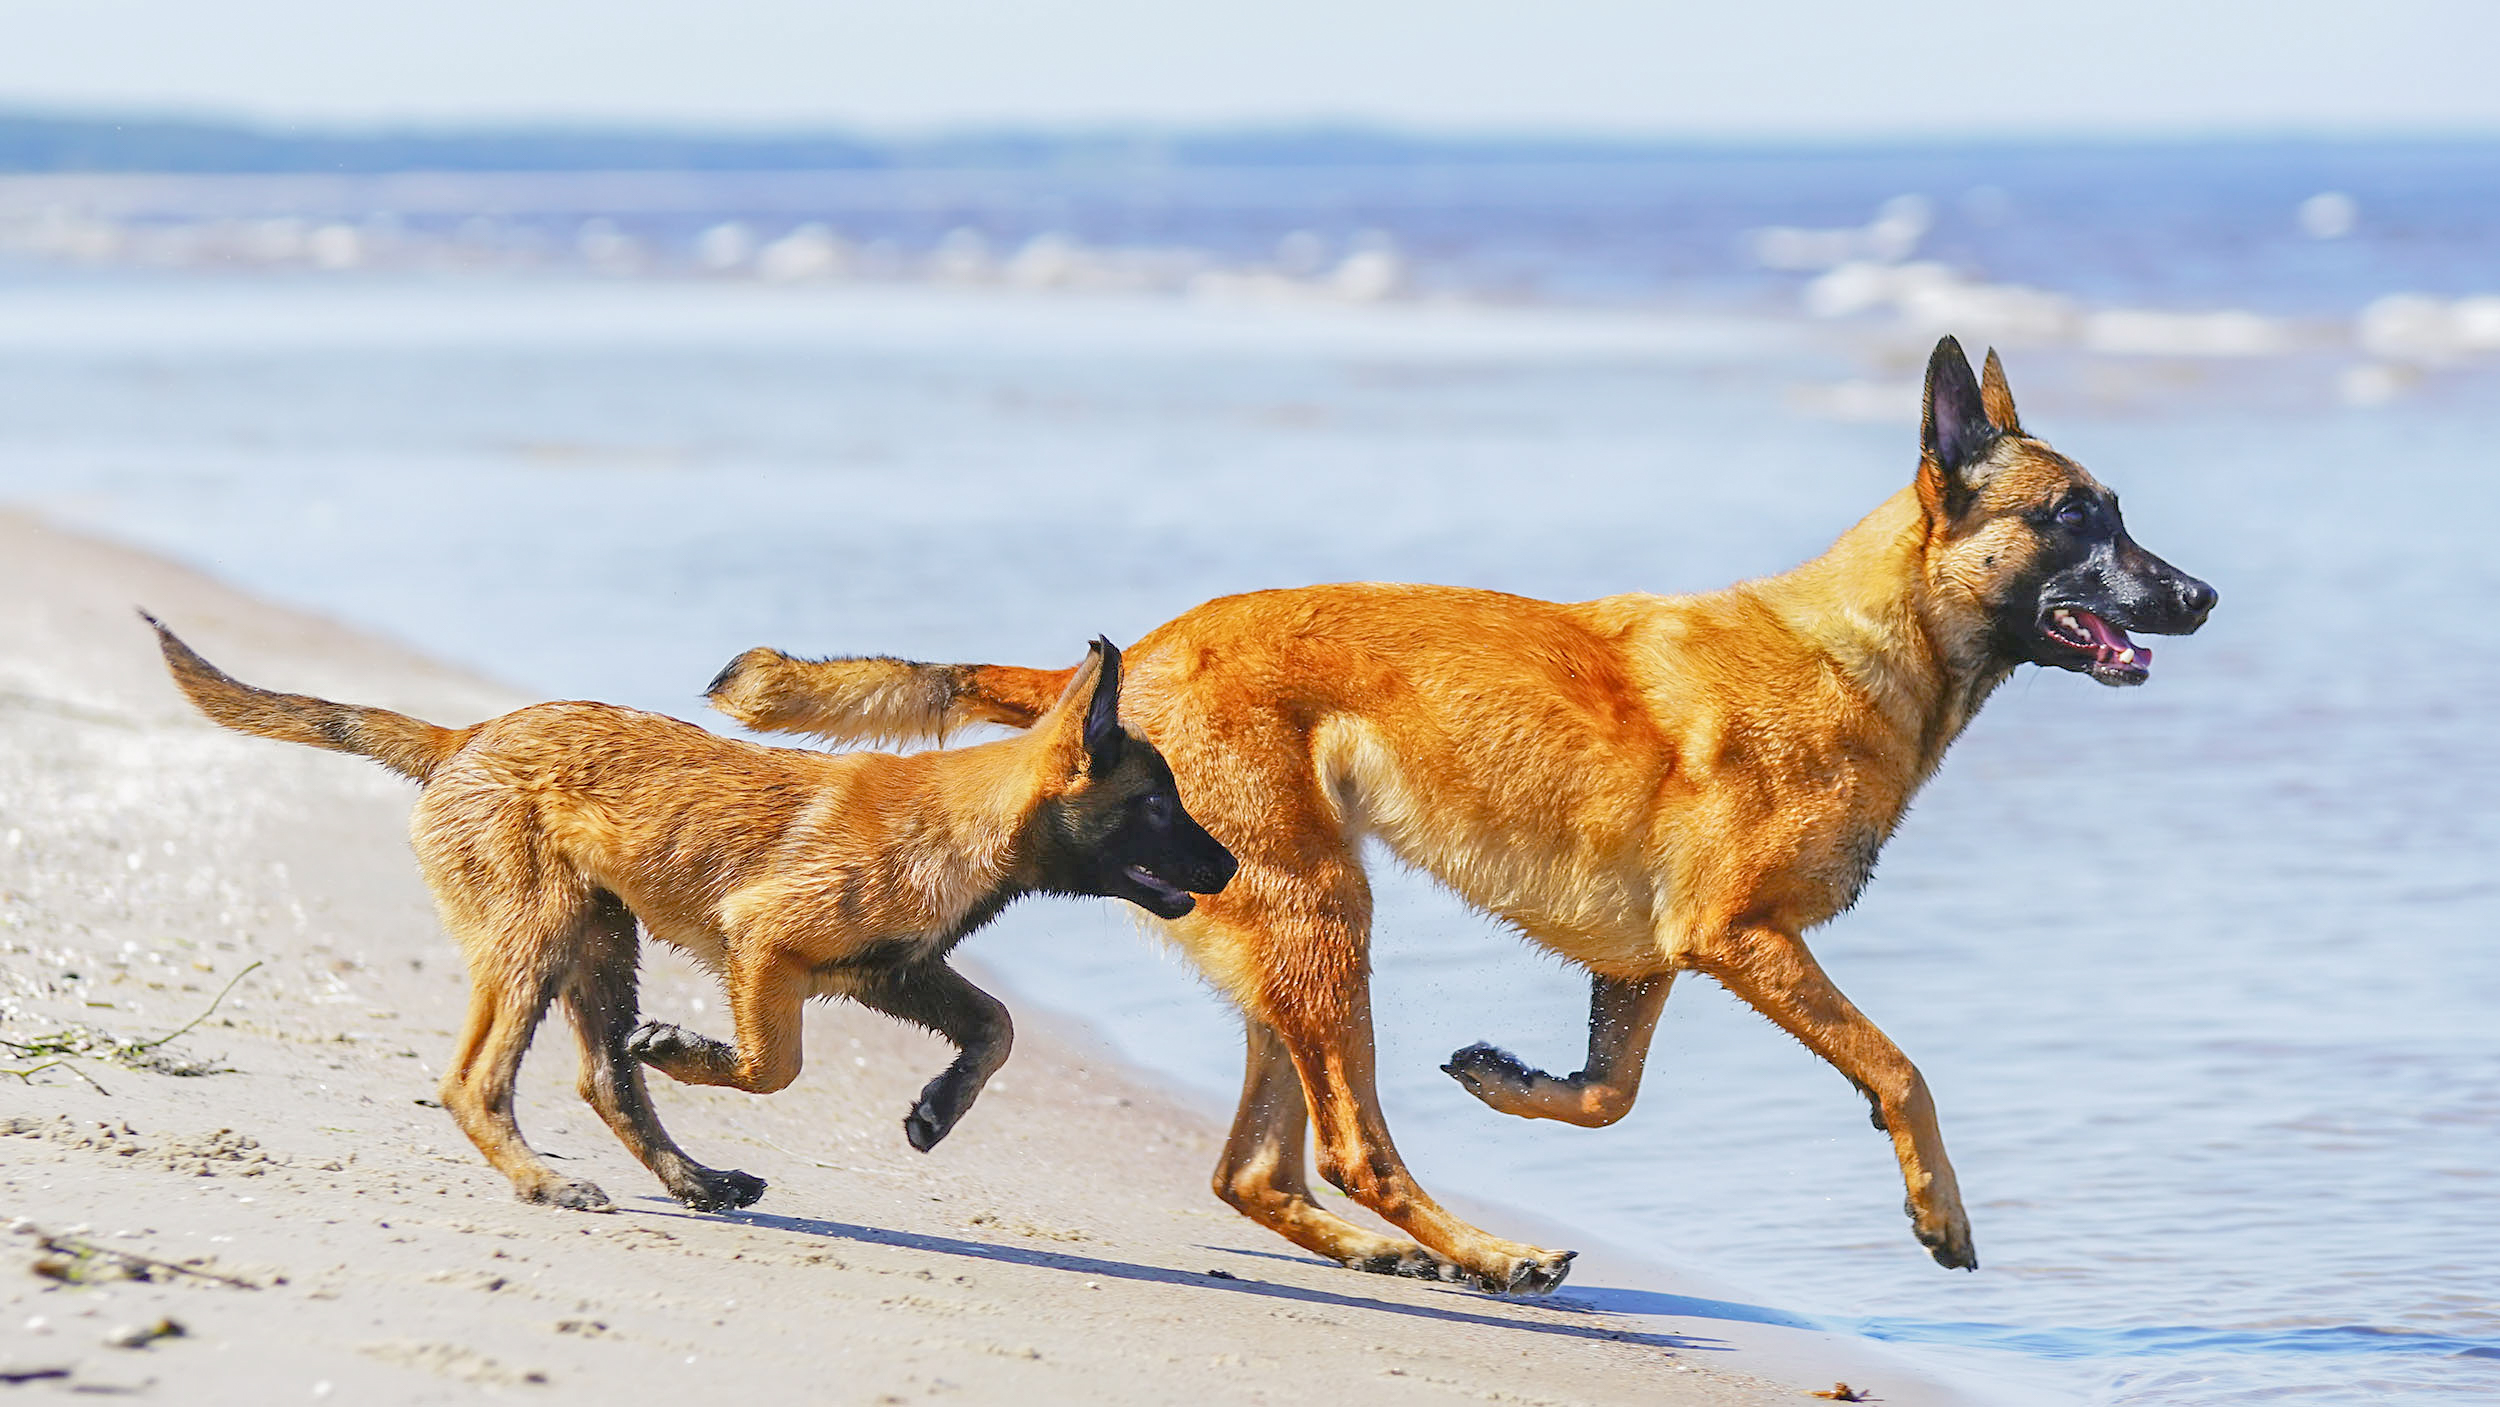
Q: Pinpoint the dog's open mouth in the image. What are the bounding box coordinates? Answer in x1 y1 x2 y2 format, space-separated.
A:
1122 863 1197 919
2041 607 2150 686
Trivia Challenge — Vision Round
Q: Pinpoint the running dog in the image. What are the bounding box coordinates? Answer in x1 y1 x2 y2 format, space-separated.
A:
706 337 2216 1289
147 624 1235 1212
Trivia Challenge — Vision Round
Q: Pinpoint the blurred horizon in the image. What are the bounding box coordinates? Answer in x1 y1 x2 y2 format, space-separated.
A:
7 108 2500 174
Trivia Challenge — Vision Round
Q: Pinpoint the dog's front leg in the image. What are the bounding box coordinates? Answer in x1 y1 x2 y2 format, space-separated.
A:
630 952 809 1095
1700 925 1975 1270
843 960 1012 1152
1442 972 1671 1127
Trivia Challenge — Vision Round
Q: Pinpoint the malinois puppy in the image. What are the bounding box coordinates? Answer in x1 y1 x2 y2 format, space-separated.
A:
146 623 1236 1212
707 337 2215 1292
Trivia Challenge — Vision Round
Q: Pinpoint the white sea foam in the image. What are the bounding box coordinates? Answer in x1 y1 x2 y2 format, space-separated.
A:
2081 308 2294 357
2301 191 2360 240
1751 194 1932 271
695 222 754 272
1805 261 2077 342
2357 293 2500 362
1786 378 1923 424
755 223 849 282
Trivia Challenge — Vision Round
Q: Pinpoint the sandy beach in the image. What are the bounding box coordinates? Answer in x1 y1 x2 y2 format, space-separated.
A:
0 510 1986 1405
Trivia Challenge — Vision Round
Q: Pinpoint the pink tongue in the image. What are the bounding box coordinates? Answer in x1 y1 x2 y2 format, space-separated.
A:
2074 611 2150 669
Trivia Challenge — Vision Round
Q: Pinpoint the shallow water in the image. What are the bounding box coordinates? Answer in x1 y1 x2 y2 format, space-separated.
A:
1 253 2494 1404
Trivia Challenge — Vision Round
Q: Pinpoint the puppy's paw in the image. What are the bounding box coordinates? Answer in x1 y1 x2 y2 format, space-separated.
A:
1441 1042 1538 1102
628 1021 730 1080
672 1166 768 1212
521 1175 612 1211
903 1069 976 1152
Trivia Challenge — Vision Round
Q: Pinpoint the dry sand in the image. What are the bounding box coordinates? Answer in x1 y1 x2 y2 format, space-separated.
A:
0 511 1993 1405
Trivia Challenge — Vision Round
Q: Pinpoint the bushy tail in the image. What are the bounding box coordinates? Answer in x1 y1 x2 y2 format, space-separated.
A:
705 647 1076 746
144 612 472 783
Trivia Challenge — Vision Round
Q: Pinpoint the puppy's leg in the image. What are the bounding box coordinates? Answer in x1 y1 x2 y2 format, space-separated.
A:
839 960 1011 1152
1443 972 1672 1127
561 893 765 1212
437 901 609 1210
1698 924 1975 1270
631 949 807 1094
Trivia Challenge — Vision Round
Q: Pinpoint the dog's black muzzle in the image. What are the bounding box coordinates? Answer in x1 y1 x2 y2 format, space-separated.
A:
2032 534 2216 687
1106 822 1238 920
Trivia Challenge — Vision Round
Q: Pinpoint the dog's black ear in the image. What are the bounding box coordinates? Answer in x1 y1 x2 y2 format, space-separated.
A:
1082 636 1124 775
1920 335 2000 510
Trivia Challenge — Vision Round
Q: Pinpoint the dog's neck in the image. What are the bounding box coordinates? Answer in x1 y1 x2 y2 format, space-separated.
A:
1756 485 2014 778
843 738 1054 943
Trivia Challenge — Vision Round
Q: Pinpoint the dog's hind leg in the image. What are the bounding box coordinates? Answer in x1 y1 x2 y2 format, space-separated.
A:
1264 963 1577 1294
1699 924 1976 1271
835 960 1012 1153
1186 864 1577 1294
1213 1015 1457 1282
561 893 765 1212
1442 972 1672 1127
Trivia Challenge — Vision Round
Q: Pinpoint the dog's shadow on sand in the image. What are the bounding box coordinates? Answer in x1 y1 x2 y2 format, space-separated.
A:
631 1202 1736 1355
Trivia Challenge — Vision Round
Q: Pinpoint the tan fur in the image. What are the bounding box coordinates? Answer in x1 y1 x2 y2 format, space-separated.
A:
153 620 1151 1212
711 347 2143 1291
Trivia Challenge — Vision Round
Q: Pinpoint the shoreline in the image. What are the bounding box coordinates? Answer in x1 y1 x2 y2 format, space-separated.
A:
1 509 1992 1404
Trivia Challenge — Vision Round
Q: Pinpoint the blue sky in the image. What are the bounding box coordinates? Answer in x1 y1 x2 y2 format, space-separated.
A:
10 0 2497 136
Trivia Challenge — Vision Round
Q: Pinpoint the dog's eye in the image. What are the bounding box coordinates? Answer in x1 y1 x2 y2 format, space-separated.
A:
2054 500 2089 528
1141 794 1175 827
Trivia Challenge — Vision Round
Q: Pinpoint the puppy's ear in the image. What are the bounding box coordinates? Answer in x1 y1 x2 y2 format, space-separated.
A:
1918 335 2001 514
1082 636 1124 776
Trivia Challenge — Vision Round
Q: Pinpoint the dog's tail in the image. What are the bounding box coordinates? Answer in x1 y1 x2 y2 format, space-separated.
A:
705 647 1076 745
143 612 474 783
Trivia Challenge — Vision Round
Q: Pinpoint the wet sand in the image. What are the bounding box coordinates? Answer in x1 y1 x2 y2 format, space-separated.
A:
0 510 1987 1404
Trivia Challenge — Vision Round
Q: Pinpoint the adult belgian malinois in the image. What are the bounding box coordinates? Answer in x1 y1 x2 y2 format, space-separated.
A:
707 337 2216 1291
147 624 1236 1212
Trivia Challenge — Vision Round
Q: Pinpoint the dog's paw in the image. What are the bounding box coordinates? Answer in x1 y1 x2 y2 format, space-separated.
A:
1908 1195 1978 1271
903 1070 975 1152
902 1100 950 1153
1499 1248 1577 1295
673 1166 768 1212
626 1020 690 1060
520 1175 612 1211
1441 1042 1538 1101
1344 1244 1464 1283
628 1020 729 1078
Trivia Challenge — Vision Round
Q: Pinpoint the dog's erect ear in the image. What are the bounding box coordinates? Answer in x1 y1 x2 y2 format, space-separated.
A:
1919 335 2001 512
1082 636 1124 776
1979 347 2023 435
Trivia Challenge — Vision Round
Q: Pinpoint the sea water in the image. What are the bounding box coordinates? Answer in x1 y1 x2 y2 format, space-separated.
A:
1 143 2494 1404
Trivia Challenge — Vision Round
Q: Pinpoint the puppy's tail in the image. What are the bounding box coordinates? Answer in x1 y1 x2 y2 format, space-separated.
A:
143 612 473 783
705 647 1075 745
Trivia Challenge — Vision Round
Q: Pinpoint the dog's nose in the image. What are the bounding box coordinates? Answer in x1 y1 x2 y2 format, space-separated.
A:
2175 575 2217 623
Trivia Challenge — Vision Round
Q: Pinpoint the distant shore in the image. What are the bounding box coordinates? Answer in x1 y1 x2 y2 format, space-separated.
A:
0 509 1984 1404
